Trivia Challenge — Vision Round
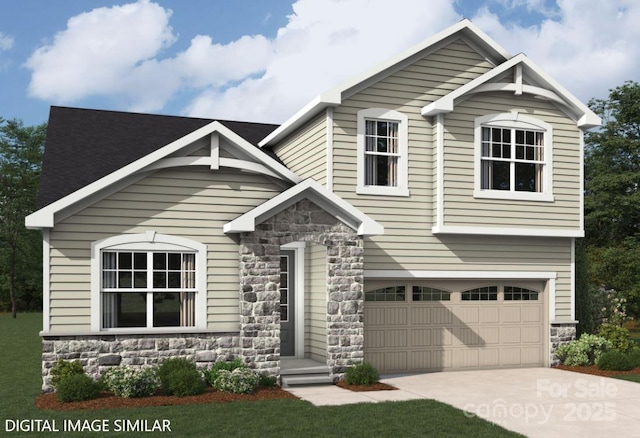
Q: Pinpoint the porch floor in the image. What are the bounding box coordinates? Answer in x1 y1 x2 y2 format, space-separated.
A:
280 357 333 387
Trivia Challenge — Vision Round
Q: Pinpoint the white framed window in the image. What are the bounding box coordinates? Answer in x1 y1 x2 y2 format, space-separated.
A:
356 108 409 196
90 232 207 332
474 113 554 202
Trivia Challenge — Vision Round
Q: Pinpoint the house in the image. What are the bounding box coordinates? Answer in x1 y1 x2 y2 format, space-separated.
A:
27 19 600 391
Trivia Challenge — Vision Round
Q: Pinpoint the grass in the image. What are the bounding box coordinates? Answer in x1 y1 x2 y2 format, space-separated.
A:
0 313 523 438
614 374 640 383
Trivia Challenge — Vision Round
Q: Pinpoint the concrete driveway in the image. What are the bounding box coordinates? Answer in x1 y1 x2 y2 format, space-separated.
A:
287 368 640 438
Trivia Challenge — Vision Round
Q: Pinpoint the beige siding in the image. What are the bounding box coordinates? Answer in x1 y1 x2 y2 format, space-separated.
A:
273 112 327 184
330 39 574 320
48 168 282 333
305 242 327 360
442 92 581 230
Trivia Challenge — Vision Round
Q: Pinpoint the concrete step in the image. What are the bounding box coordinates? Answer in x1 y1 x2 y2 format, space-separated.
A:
281 365 331 376
281 374 334 387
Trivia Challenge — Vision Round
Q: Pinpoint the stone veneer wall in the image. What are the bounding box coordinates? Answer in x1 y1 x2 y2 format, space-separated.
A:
239 199 364 378
549 322 577 366
41 333 240 392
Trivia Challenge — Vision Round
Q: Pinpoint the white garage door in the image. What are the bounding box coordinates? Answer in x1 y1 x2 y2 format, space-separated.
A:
364 281 546 373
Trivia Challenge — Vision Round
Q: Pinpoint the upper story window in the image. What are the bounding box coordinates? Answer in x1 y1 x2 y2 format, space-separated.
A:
357 108 409 197
474 113 554 202
91 232 207 332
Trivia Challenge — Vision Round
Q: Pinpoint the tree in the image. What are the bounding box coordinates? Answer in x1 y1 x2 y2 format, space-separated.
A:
575 239 594 336
584 81 640 318
0 118 47 317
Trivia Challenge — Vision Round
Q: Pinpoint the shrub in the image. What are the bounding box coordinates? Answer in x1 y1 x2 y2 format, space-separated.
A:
597 351 634 371
258 373 278 388
344 362 379 386
213 368 259 394
164 368 205 397
205 358 245 386
102 366 159 398
598 323 635 353
57 374 101 402
555 334 611 366
157 358 198 391
627 348 640 368
50 360 85 388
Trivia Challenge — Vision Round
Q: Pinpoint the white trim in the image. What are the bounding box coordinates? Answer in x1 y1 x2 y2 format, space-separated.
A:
280 241 306 359
579 130 585 233
90 233 207 332
432 225 583 238
473 112 555 202
514 64 523 95
570 238 576 321
421 53 601 129
550 320 578 325
364 270 557 280
435 113 445 229
356 108 409 197
326 107 334 192
259 19 510 147
42 229 50 333
26 121 301 229
549 278 557 322
224 178 384 236
210 132 220 170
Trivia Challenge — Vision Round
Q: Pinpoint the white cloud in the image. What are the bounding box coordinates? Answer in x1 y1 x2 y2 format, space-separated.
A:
24 0 640 122
0 32 13 51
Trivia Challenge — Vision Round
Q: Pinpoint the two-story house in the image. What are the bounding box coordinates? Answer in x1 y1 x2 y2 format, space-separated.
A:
27 19 600 391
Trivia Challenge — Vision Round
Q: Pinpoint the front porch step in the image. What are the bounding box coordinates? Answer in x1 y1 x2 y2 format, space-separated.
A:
281 374 334 387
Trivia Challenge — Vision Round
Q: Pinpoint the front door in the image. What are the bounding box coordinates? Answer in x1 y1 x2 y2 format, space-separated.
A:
280 250 295 356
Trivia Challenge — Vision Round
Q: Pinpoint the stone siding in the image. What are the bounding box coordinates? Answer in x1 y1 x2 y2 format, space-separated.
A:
41 332 240 392
549 322 577 366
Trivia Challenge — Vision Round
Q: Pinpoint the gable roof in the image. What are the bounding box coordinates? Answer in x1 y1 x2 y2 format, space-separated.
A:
259 18 510 147
224 178 384 236
421 53 601 128
37 106 280 209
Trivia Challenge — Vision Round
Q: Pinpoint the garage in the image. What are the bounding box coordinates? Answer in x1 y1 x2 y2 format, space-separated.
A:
363 280 546 373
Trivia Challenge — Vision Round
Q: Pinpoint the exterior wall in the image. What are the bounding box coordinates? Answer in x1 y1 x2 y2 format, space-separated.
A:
47 167 283 333
550 322 577 365
442 92 581 230
41 332 240 392
238 200 364 377
305 242 327 361
329 38 575 321
272 112 327 184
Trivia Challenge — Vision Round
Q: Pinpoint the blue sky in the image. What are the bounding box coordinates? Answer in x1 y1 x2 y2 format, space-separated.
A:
1 0 638 126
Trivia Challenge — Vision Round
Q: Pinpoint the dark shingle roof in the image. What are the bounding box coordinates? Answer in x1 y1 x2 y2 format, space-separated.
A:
37 106 280 209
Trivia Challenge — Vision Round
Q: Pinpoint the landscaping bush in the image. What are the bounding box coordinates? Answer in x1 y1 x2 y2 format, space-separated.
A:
205 358 245 386
555 334 611 366
57 374 101 402
596 351 635 371
258 373 278 388
598 323 635 353
213 368 260 394
157 358 205 397
627 348 640 368
50 359 85 389
102 366 159 398
344 362 379 386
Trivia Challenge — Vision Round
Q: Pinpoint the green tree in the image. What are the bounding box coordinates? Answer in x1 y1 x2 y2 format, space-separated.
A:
575 239 594 336
0 118 47 317
584 80 640 317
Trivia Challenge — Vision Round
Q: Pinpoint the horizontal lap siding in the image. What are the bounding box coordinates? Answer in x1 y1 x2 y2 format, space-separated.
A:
331 39 574 320
48 168 282 333
272 112 326 184
443 92 581 230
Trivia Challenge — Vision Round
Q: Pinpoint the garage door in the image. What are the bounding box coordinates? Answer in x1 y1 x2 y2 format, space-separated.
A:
364 281 545 373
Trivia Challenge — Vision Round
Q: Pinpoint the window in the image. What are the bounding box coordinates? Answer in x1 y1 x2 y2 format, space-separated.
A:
461 286 498 301
504 286 539 301
474 113 553 202
91 233 207 332
357 108 409 196
365 286 406 302
280 254 290 322
412 286 451 301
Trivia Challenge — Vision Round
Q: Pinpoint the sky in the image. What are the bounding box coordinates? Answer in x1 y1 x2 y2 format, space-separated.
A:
0 0 638 127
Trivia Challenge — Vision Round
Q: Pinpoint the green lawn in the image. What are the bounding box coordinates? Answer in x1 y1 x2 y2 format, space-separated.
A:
0 313 522 438
614 374 640 383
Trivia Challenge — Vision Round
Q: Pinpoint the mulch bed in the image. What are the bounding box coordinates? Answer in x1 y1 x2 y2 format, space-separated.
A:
35 387 299 411
335 380 397 392
554 364 640 378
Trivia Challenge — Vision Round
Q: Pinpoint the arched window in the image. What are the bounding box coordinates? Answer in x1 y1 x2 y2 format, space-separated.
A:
90 232 207 331
365 286 406 302
461 286 498 301
504 286 539 301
